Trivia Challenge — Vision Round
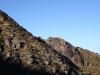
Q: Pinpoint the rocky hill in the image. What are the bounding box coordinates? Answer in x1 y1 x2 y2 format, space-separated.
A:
0 10 84 75
0 10 100 75
47 37 100 75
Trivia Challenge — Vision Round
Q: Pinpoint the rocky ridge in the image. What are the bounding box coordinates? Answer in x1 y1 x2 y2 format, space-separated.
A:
46 37 85 66
47 37 100 75
0 10 100 75
0 10 82 75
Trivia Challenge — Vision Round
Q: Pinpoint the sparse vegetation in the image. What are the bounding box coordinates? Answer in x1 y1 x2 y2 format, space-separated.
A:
0 10 100 75
47 37 100 75
0 10 82 75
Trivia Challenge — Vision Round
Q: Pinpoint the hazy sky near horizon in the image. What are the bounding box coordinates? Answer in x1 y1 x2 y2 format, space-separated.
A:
0 0 100 54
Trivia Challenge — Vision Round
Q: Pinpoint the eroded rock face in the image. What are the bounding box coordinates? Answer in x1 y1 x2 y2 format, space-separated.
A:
46 37 100 75
0 10 82 75
47 37 84 66
47 37 74 58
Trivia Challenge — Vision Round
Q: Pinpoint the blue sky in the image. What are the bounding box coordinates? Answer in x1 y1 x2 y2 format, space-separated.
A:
0 0 100 54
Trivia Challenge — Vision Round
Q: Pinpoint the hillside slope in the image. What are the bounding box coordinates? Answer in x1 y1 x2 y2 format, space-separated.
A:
47 37 100 75
0 10 82 75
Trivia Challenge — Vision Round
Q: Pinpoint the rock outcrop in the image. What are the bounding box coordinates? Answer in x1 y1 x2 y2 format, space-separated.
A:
47 37 84 66
0 10 82 75
47 37 100 75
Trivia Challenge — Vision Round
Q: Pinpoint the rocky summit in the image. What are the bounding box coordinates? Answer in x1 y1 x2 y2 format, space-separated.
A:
0 10 83 75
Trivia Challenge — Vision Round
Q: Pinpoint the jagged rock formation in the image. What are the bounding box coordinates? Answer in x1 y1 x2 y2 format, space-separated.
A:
47 37 84 66
47 37 100 75
0 10 83 75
